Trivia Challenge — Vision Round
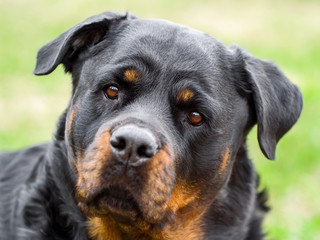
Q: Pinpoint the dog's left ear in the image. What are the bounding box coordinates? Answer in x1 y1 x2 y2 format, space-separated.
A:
231 46 303 160
34 12 134 75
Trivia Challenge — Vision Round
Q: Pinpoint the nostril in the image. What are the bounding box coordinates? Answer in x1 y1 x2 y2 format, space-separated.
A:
110 136 126 151
137 145 154 159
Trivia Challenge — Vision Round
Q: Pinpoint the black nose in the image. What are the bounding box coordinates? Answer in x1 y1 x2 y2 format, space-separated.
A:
110 125 158 166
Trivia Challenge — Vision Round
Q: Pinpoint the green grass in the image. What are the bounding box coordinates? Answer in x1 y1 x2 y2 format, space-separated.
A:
1 0 319 239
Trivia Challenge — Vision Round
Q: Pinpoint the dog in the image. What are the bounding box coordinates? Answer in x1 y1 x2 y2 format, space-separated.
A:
0 12 302 240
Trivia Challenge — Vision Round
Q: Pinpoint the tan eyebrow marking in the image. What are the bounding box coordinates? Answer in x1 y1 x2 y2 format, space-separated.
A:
123 69 139 83
177 89 195 103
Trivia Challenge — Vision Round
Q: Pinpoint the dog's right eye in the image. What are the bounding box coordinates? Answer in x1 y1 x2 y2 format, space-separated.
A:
188 111 205 126
104 86 119 100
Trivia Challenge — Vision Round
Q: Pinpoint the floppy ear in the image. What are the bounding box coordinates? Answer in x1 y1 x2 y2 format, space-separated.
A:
34 12 133 75
231 46 303 160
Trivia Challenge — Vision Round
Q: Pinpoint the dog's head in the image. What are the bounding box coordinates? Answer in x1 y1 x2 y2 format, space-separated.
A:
34 12 302 236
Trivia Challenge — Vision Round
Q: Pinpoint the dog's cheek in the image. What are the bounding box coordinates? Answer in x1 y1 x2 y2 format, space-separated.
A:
166 182 201 215
65 104 101 173
137 146 175 222
169 148 232 211
203 147 233 199
206 147 232 190
76 130 113 202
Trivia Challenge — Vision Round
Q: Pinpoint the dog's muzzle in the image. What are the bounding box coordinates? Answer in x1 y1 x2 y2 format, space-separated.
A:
76 120 175 222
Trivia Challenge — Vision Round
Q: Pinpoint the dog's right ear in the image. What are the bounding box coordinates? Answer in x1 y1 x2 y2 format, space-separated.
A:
34 12 133 75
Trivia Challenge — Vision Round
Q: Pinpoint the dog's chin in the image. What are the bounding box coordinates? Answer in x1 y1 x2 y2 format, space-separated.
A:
81 185 171 225
88 185 140 221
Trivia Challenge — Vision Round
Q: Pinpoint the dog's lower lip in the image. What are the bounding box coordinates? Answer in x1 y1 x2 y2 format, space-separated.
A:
94 185 140 217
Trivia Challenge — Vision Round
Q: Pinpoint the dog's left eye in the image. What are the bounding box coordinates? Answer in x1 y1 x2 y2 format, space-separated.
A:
188 111 205 126
104 86 119 100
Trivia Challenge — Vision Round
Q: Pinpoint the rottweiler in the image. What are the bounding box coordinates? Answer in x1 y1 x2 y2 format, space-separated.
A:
0 12 302 240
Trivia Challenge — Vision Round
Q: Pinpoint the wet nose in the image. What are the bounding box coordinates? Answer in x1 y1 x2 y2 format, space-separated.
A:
110 125 158 166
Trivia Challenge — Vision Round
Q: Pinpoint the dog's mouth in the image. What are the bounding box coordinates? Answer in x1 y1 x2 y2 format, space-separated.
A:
83 185 141 220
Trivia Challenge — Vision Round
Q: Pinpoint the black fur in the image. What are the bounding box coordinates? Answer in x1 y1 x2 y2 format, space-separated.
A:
0 12 302 239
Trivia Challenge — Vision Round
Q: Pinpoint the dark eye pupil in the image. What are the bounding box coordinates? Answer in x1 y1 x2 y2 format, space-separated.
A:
188 111 204 125
105 86 119 99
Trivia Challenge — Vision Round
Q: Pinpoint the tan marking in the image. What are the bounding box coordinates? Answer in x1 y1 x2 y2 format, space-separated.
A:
76 130 113 201
218 148 231 175
177 89 194 103
88 216 122 240
66 106 80 172
161 180 206 240
163 215 205 240
124 69 139 82
167 183 197 213
67 106 76 135
139 146 175 222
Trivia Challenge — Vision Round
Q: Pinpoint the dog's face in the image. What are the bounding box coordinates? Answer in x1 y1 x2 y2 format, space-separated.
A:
34 12 302 236
67 19 250 224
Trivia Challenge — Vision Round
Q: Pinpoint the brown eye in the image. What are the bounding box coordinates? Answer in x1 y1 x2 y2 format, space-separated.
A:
105 86 119 99
188 111 204 126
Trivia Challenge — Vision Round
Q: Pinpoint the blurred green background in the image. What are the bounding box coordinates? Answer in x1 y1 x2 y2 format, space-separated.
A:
0 0 319 239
